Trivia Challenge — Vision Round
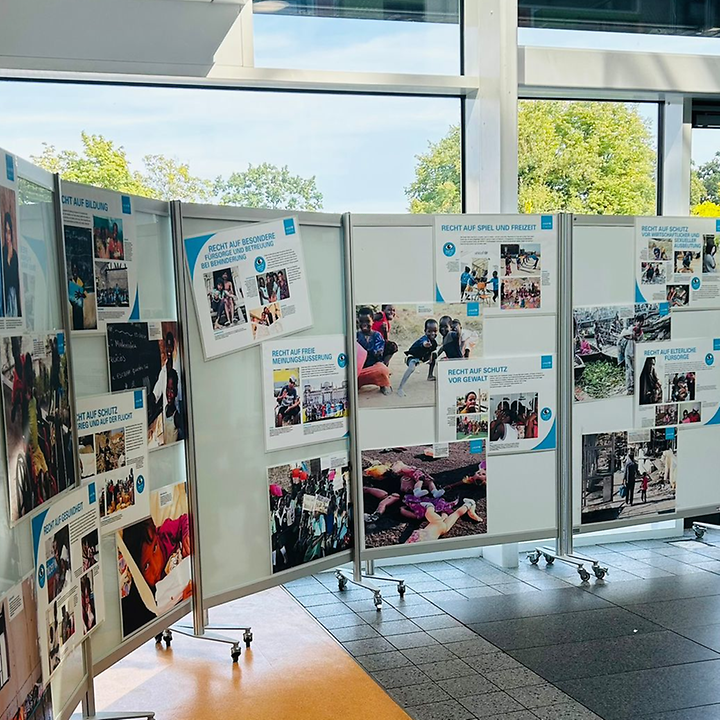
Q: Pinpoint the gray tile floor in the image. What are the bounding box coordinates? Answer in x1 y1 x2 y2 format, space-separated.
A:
286 532 720 720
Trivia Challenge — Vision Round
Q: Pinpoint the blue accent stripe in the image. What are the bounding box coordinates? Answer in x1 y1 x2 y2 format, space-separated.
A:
184 233 215 281
532 419 556 451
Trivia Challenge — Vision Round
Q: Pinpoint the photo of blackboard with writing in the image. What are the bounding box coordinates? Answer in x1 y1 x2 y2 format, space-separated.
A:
106 321 185 449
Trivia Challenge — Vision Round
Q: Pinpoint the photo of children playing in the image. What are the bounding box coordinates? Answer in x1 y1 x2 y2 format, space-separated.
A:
674 250 701 275
453 389 489 441
256 269 290 305
489 393 538 444
500 277 541 310
273 369 301 427
641 261 667 285
302 376 348 424
501 243 541 274
362 443 487 548
117 482 192 639
268 457 351 573
204 267 247 331
80 571 96 634
573 304 671 402
99 469 136 518
581 429 677 524
460 258 499 306
250 302 282 340
65 225 97 330
95 261 130 307
355 304 482 409
93 216 124 260
2 333 75 523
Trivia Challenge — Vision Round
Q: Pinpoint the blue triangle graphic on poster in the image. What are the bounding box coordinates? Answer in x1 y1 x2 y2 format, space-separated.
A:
31 508 50 560
184 233 214 280
130 288 140 320
532 420 556 451
635 282 646 303
705 405 720 425
436 285 444 302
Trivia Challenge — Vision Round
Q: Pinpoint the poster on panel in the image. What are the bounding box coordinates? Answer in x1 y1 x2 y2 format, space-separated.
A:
116 481 191 639
581 428 677 525
31 484 104 682
355 303 483 409
635 217 720 309
262 335 348 452
106 321 185 449
183 217 312 360
362 442 487 548
267 452 351 574
634 338 720 429
2 332 75 526
76 391 150 535
573 302 672 402
61 181 139 332
0 149 25 333
437 355 556 454
434 215 556 315
0 577 53 720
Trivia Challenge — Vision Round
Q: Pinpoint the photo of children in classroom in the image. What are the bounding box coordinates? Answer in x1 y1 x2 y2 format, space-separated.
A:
362 442 487 548
268 456 351 573
355 303 483 409
117 482 192 638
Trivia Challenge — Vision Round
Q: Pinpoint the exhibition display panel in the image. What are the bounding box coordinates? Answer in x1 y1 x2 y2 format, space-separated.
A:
1 142 719 720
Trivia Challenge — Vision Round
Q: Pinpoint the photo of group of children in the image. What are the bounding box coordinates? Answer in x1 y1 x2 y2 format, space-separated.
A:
256 268 290 305
362 443 487 548
95 261 130 308
99 469 136 519
2 333 75 524
356 303 483 409
638 353 701 428
488 393 538 444
117 482 192 639
268 456 351 573
581 429 677 524
0 578 54 720
204 266 247 333
0 185 23 321
272 368 347 428
453 389 489 441
573 303 671 402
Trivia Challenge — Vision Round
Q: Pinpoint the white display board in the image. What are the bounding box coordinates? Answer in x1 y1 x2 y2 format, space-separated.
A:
572 217 720 531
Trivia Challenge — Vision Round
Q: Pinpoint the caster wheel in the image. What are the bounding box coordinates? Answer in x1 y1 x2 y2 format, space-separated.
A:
338 578 348 591
373 593 383 610
231 648 241 663
578 568 591 582
154 634 163 644
397 583 406 597
243 631 253 648
527 552 539 565
694 527 706 540
543 554 555 565
593 567 608 580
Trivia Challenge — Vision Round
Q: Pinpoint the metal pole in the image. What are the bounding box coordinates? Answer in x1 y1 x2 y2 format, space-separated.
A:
169 201 205 636
556 213 574 557
341 213 365 584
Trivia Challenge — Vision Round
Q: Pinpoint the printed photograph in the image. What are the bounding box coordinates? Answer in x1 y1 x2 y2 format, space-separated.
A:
655 403 678 427
65 225 97 330
356 303 483 409
703 234 719 274
204 267 247 331
500 277 541 310
679 401 702 424
95 261 130 307
268 457 351 573
78 434 95 479
640 261 667 285
456 414 488 441
273 368 301 427
581 429 677 524
93 216 124 260
250 302 282 340
80 571 97 634
648 238 672 261
501 242 541 274
1 186 21 318
638 355 665 406
117 482 192 638
99 468 136 518
2 333 75 524
667 370 697 403
107 321 185 448
674 250 701 275
573 304 671 402
489 392 539 443
46 596 76 674
46 525 71 604
95 429 125 473
362 443 487 548
302 374 348 424
0 605 8 690
257 268 290 304
81 529 99 572
667 284 690 307
460 258 495 304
